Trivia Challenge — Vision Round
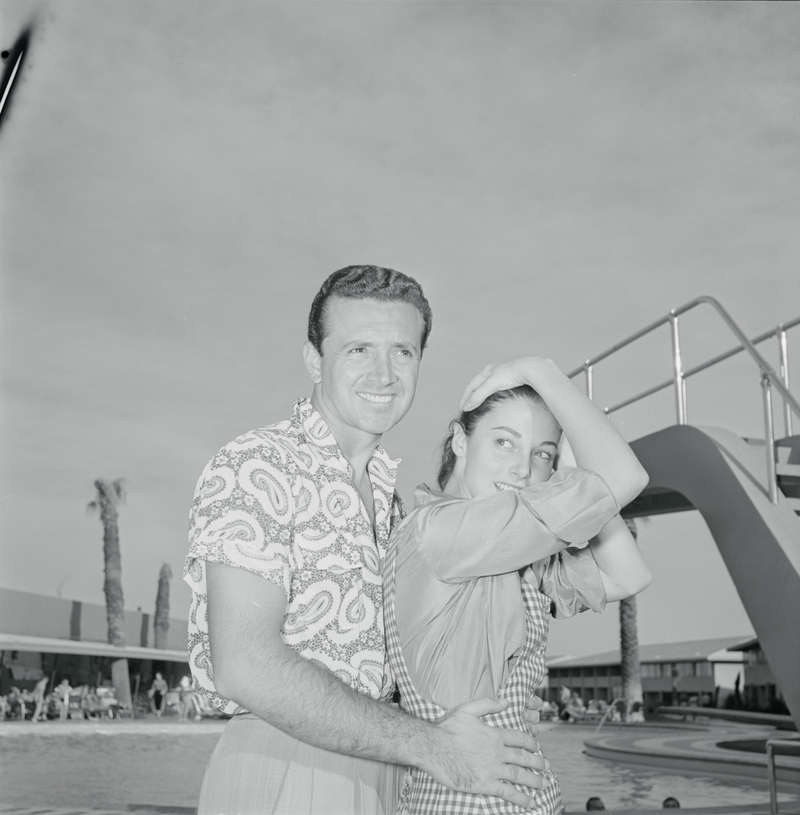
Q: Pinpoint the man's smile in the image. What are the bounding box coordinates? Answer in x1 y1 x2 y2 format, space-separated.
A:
357 392 396 404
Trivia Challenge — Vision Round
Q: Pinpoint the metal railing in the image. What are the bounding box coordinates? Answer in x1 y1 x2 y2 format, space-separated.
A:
766 737 800 813
567 296 800 504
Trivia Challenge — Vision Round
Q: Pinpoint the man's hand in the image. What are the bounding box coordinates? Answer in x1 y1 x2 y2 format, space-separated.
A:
427 697 550 809
522 693 542 737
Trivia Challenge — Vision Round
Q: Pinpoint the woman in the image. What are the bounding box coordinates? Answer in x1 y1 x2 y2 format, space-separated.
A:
385 357 652 814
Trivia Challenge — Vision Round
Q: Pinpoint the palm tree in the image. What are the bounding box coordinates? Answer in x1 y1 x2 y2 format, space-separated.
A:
154 563 172 650
619 517 644 722
88 478 131 710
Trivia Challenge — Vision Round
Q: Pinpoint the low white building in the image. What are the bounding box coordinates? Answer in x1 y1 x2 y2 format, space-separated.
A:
545 636 747 712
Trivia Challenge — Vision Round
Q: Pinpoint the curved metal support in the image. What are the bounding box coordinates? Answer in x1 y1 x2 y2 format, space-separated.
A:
779 329 793 437
568 296 799 420
584 364 594 402
690 297 799 416
669 313 686 425
567 297 799 499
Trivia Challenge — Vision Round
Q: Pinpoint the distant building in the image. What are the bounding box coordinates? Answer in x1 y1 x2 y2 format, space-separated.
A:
728 637 788 714
0 587 190 692
545 636 748 712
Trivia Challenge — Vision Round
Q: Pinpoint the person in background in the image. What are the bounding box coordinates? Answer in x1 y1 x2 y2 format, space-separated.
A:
0 662 13 720
149 672 168 718
663 797 681 808
178 675 201 722
30 676 49 722
586 797 606 811
55 678 72 721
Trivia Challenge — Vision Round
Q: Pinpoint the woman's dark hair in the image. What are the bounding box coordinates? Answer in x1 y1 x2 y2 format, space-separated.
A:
307 265 432 354
436 385 547 491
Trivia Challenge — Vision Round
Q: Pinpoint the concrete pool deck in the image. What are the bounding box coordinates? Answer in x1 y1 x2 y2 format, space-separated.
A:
0 801 795 815
0 719 228 737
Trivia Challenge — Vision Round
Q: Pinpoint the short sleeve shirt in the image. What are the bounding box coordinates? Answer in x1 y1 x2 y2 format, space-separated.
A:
184 398 403 715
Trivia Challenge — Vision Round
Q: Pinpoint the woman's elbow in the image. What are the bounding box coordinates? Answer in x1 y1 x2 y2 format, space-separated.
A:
616 464 649 509
622 566 652 600
606 565 652 603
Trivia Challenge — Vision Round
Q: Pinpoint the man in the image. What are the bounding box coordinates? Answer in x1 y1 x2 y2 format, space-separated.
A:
185 266 547 814
149 672 168 718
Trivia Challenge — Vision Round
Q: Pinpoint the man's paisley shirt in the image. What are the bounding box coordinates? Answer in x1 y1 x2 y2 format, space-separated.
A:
184 399 403 715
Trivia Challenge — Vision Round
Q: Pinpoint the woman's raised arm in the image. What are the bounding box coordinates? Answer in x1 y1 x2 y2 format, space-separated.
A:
460 357 648 509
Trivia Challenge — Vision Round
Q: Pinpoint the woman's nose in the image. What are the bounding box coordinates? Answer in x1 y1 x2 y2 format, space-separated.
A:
510 454 532 481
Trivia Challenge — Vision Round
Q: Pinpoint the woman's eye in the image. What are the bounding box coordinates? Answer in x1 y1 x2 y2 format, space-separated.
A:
534 450 553 460
496 438 513 449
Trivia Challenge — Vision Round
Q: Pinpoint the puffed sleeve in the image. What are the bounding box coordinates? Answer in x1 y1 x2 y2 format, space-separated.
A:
415 466 619 583
527 546 607 619
184 436 297 600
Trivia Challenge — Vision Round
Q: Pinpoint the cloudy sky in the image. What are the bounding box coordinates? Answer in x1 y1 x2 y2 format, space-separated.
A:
1 0 798 659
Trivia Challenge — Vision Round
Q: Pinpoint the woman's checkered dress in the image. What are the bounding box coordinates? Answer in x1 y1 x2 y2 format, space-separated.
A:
384 533 563 815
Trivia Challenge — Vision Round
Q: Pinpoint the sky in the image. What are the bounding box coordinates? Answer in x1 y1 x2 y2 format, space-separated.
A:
1 0 798 660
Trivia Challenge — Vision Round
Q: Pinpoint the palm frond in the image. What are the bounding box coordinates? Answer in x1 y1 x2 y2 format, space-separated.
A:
112 478 126 503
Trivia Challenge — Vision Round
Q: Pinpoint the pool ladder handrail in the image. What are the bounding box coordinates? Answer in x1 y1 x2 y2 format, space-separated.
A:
594 697 626 733
567 296 800 505
766 737 800 813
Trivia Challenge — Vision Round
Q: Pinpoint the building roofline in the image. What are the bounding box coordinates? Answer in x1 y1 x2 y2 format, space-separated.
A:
546 636 750 669
0 632 189 663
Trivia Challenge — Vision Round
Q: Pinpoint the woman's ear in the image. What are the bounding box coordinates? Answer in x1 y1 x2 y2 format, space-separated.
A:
451 422 468 458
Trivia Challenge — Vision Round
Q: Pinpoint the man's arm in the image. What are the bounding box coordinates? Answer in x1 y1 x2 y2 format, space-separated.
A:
207 562 549 807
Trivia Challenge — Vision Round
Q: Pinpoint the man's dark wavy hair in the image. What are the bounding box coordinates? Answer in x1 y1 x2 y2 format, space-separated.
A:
307 265 432 355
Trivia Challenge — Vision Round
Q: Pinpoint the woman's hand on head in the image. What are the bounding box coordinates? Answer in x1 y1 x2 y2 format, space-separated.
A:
460 357 562 412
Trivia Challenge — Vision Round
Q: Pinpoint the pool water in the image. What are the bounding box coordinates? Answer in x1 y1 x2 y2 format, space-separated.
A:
540 723 797 811
0 721 796 811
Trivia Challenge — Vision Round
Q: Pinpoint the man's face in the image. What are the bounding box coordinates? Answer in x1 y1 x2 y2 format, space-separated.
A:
305 297 424 445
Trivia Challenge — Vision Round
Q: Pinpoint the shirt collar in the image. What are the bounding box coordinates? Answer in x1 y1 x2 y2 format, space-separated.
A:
292 397 401 483
414 483 447 507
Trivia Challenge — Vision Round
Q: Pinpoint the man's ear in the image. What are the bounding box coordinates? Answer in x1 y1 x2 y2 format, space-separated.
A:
451 422 468 458
303 341 322 385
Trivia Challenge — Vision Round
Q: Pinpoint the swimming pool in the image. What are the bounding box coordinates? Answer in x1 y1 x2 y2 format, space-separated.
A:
0 720 796 811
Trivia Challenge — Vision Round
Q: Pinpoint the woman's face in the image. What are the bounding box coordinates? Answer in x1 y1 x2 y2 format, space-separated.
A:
451 397 561 499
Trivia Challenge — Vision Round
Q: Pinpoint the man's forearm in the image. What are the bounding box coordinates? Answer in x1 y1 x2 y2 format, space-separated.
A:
216 627 436 767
